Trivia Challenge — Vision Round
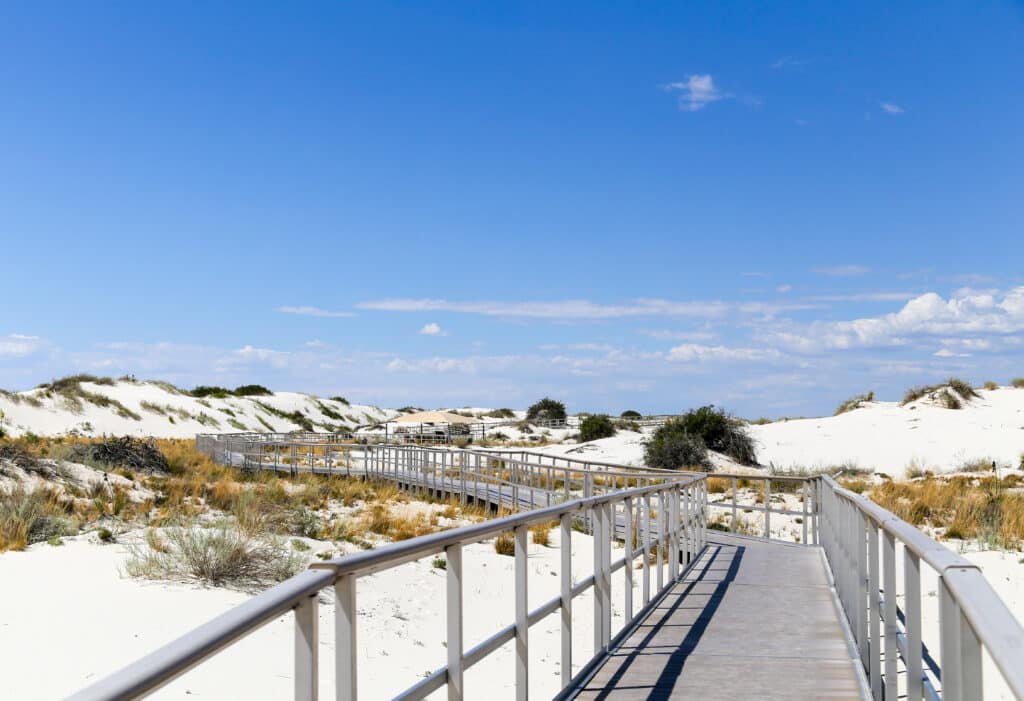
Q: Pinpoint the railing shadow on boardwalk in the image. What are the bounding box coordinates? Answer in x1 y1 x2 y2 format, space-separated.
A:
582 542 744 701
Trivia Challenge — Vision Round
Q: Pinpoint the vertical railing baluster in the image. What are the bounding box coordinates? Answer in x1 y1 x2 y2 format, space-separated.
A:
560 513 572 689
446 544 463 701
730 477 737 534
802 481 809 545
295 594 319 701
336 574 357 701
882 530 897 700
624 497 633 622
642 492 651 605
515 524 528 701
764 477 771 540
656 492 664 593
905 549 923 701
868 519 880 699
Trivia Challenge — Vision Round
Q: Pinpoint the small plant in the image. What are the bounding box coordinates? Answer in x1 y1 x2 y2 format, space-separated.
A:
291 538 311 552
1012 378 1024 389
530 522 553 547
493 531 516 556
834 391 874 416
97 527 115 543
484 408 516 419
620 410 642 419
330 396 351 405
233 384 272 396
432 556 447 569
983 381 998 391
579 414 616 442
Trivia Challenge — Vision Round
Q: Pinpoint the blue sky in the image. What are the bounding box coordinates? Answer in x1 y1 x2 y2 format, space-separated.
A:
1 2 1022 416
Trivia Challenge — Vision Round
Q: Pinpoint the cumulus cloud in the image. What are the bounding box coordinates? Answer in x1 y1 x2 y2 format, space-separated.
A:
663 75 728 112
278 306 354 318
762 288 1024 353
419 323 446 336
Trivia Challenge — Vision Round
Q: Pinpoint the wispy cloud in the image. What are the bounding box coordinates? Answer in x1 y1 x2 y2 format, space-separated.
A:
358 298 729 319
776 284 792 293
0 334 44 356
663 75 728 112
880 102 904 115
667 344 781 363
419 322 447 336
771 57 807 69
806 292 917 302
812 265 870 277
278 306 355 318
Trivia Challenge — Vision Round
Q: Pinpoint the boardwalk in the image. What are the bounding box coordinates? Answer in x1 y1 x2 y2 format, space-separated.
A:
572 534 867 700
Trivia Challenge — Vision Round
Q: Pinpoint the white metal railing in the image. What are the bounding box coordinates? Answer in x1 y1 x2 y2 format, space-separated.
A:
819 475 1024 701
69 472 708 700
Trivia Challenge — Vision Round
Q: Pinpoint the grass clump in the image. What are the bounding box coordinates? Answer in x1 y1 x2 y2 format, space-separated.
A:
579 414 616 442
902 378 978 408
126 526 305 588
494 531 516 556
530 521 554 546
983 381 998 391
1012 378 1024 389
834 391 874 416
484 408 516 419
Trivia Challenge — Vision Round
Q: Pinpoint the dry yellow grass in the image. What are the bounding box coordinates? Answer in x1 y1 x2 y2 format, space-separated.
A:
867 475 1024 548
494 531 516 555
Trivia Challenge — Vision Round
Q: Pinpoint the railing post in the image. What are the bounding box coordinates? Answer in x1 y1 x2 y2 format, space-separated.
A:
446 544 463 701
882 529 897 700
905 549 923 701
801 481 809 545
642 492 651 605
763 477 771 540
593 502 605 653
295 594 319 701
624 497 633 622
656 491 664 593
730 477 737 534
857 514 868 670
867 518 880 699
514 524 528 701
560 513 573 689
336 574 357 701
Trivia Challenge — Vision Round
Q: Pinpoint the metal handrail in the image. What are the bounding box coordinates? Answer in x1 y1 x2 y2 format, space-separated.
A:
819 475 1024 700
70 473 708 701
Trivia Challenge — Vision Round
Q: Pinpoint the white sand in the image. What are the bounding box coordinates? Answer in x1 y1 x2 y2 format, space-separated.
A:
0 527 660 700
0 380 394 438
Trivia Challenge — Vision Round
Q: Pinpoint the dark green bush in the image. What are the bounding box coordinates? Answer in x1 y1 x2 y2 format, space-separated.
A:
526 397 566 422
190 386 233 399
653 405 757 465
620 410 642 419
484 408 516 419
579 415 616 442
644 424 710 471
233 384 272 396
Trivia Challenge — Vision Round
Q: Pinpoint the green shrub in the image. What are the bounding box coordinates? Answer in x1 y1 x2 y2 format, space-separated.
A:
1012 378 1024 389
644 425 709 471
329 396 351 405
484 408 516 419
233 384 272 396
983 381 998 391
620 410 642 419
190 386 232 399
673 405 757 464
526 397 566 422
579 414 616 442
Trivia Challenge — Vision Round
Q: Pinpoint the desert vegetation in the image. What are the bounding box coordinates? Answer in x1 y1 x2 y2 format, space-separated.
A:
645 405 757 471
834 391 874 416
526 397 566 423
0 436 484 587
579 414 616 442
901 377 978 409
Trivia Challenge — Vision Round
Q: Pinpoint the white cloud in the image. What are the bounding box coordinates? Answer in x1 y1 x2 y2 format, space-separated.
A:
663 75 728 112
0 334 44 356
763 288 1024 353
645 329 719 342
807 292 918 302
667 344 781 363
776 284 793 293
880 102 904 115
933 349 970 358
358 298 729 319
278 306 354 318
813 265 870 277
419 323 446 336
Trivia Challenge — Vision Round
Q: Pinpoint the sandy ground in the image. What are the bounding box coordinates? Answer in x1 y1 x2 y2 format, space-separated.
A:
0 380 393 438
1 526 665 700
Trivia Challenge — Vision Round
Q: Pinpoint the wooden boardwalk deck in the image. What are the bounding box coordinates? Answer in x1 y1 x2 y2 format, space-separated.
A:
571 534 868 700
